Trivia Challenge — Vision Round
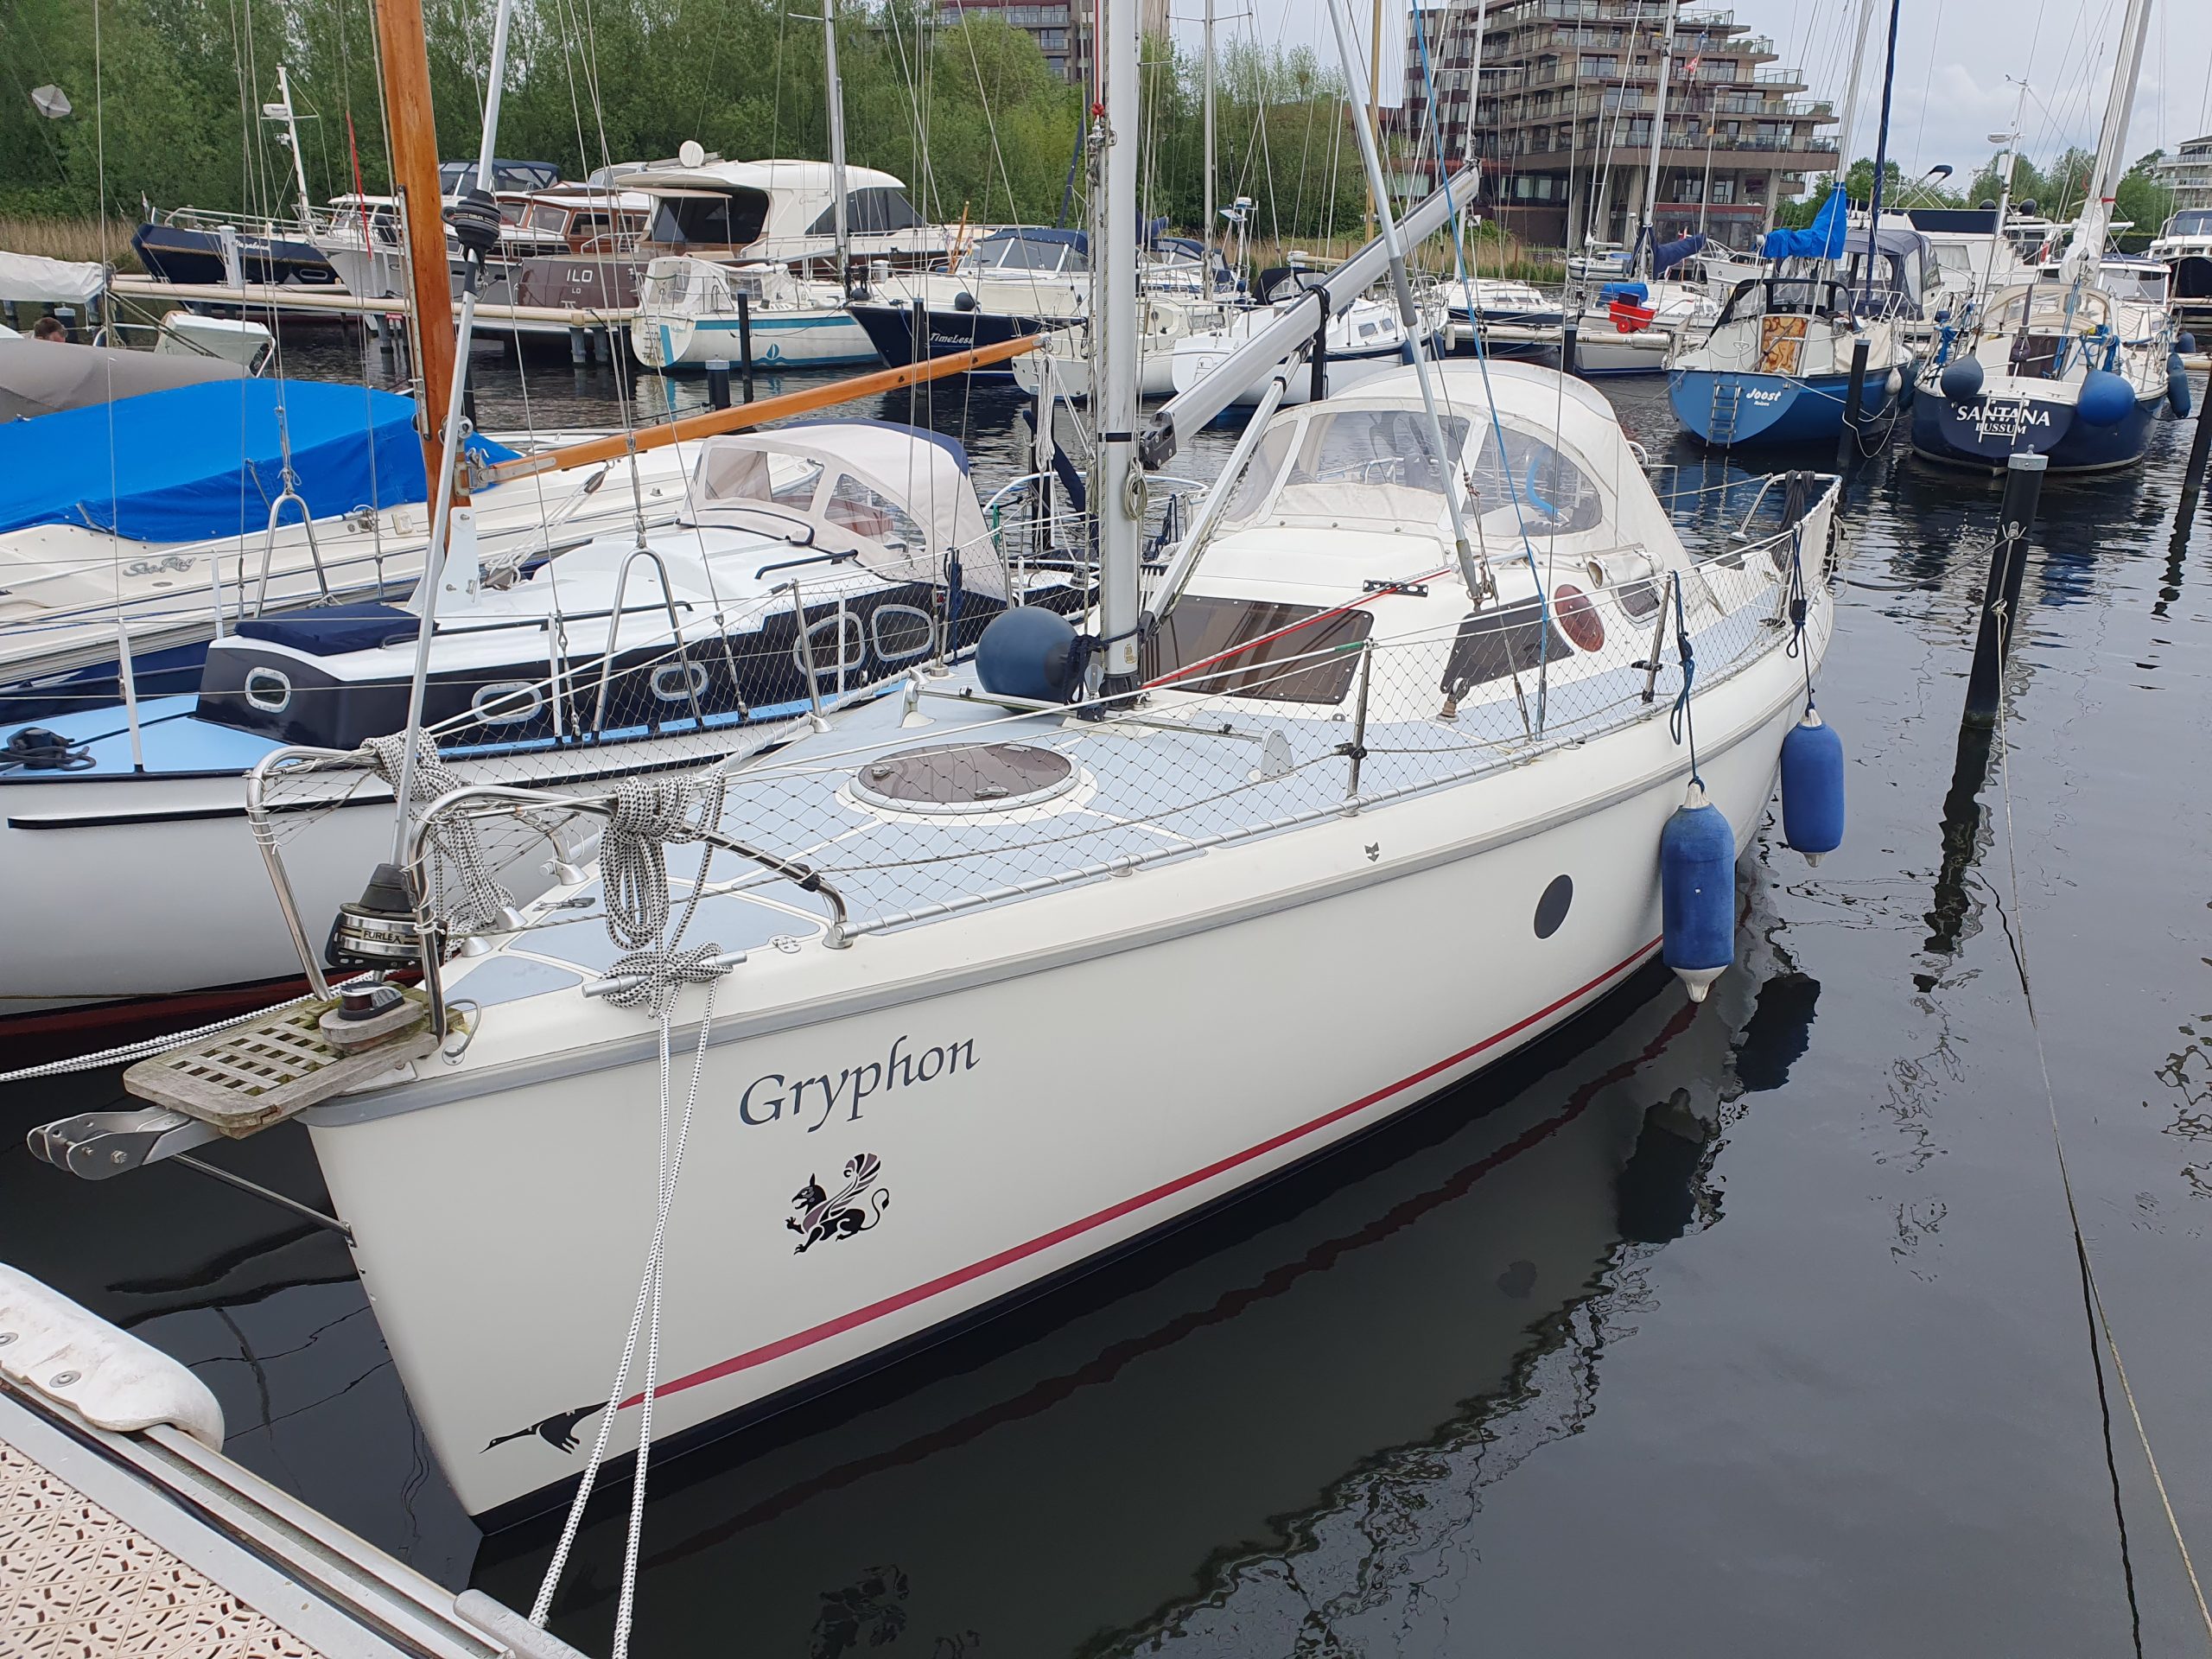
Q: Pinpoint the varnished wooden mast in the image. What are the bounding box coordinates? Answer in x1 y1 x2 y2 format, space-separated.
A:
370 0 459 486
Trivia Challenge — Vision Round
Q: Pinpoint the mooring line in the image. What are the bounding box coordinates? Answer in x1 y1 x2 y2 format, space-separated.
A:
1984 597 2212 1649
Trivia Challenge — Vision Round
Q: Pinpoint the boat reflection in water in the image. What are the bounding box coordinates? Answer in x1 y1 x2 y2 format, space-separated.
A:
478 878 1820 1657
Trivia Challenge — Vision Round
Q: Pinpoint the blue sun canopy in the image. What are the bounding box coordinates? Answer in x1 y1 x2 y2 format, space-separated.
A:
1760 187 1849 263
0 378 512 542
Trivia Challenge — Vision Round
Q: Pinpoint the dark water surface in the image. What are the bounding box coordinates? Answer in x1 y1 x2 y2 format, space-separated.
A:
5 333 2211 1656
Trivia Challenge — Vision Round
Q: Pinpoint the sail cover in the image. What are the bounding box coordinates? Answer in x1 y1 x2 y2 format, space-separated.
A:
0 379 514 543
1760 186 1848 262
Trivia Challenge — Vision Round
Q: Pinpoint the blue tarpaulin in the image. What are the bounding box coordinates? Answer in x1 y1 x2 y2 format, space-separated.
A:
1653 232 1709 277
0 379 512 542
1761 187 1848 262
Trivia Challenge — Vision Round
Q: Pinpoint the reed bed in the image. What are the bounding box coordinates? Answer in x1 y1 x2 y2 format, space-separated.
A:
1240 230 1565 288
0 216 143 273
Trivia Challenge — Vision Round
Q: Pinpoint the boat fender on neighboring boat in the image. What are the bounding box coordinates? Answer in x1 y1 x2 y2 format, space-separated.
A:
1779 709 1845 864
2076 367 2134 427
1938 356 1983 402
953 289 979 313
2179 333 2198 354
2168 352 2193 417
1897 355 1916 408
1660 782 1735 1004
976 604 1080 702
1885 366 1903 396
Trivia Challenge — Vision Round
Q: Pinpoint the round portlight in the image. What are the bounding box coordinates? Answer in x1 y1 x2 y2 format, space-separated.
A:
1553 584 1605 652
852 741 1077 815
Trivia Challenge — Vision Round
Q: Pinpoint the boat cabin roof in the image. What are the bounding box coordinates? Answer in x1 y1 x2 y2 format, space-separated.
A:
1210 362 1679 563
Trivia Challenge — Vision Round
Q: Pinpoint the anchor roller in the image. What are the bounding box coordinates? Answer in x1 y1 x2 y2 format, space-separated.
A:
1660 782 1735 1004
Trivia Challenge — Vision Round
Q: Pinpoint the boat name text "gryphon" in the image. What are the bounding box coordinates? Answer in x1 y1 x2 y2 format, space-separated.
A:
740 1035 978 1132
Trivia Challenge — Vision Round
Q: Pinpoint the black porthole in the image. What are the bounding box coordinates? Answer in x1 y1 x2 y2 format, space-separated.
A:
1535 874 1573 939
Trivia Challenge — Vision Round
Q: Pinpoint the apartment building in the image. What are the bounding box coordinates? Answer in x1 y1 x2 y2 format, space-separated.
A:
2152 137 2212 213
938 0 1167 84
1398 0 1839 251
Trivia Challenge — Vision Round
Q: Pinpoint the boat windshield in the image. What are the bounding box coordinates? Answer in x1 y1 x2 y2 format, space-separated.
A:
1225 407 1472 530
2166 209 2212 238
1989 284 2110 334
962 235 1085 275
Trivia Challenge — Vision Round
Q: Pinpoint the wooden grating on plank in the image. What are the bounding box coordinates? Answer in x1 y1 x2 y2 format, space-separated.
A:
124 999 437 1136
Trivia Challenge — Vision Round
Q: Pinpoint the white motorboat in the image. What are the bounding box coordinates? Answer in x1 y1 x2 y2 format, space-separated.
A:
630 257 876 370
1168 272 1426 405
0 423 1055 1013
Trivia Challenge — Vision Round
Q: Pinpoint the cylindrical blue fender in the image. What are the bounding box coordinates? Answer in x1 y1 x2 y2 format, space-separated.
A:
1661 783 1736 1003
1780 709 1846 862
2168 352 2193 418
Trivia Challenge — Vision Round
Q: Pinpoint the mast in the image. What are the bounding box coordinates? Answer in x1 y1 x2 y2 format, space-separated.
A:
1831 0 1877 207
2067 0 2155 279
824 1 853 294
1860 0 1900 303
1202 0 1216 260
1635 1 1681 277
1092 0 1144 699
370 0 461 485
1363 0 1385 241
269 64 315 232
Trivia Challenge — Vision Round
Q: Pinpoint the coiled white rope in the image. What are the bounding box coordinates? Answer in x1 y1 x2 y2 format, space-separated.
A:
359 730 512 932
598 774 732 1020
530 772 735 1651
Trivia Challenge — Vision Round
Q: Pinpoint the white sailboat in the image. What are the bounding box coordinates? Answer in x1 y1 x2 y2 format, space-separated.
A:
29 0 1846 1547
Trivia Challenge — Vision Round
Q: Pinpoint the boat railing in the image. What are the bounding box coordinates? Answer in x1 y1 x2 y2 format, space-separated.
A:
384 475 1840 997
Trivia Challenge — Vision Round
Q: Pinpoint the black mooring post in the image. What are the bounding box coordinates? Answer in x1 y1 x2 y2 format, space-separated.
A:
1561 312 1579 378
1310 298 1331 404
1963 451 2047 726
2184 362 2212 498
1835 334 1872 469
706 358 731 410
735 293 756 402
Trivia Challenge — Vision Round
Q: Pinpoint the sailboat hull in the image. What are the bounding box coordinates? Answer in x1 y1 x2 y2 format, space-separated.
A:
1908 385 2161 473
296 608 1825 1525
1668 367 1897 446
849 303 1077 378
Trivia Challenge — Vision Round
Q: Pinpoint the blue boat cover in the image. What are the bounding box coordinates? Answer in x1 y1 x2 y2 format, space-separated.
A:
1653 232 1708 277
1598 282 1649 304
0 379 513 543
1761 187 1848 262
235 601 418 656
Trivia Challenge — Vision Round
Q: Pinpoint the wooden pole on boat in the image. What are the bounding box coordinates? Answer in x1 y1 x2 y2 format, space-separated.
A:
371 0 461 491
474 332 1045 486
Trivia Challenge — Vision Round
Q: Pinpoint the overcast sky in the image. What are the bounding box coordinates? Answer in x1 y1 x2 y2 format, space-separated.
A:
1167 0 2212 182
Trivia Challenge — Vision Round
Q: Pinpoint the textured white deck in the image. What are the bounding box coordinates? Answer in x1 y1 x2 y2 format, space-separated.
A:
2 1438 320 1658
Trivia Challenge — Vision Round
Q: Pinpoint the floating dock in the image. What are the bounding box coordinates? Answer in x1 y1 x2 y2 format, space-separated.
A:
105 276 635 349
0 1266 577 1659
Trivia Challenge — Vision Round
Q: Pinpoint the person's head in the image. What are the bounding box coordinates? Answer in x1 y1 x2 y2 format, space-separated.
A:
30 316 67 342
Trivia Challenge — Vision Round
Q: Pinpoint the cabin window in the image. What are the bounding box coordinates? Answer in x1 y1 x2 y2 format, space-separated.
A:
1144 595 1375 703
1267 409 1471 526
1465 425 1605 537
697 448 823 510
807 188 927 238
650 192 769 248
1440 596 1573 698
827 475 925 549
871 604 938 662
797 611 866 676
